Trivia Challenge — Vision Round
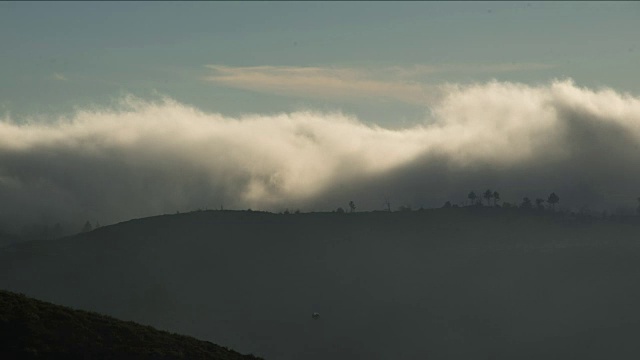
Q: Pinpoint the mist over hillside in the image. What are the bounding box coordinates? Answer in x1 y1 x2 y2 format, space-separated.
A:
2 208 640 359
2 79 640 230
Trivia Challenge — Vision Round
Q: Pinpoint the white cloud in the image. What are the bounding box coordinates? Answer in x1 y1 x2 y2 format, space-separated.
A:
1 79 639 228
52 72 68 81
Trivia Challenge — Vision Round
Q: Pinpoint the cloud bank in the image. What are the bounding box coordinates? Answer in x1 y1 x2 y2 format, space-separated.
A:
1 79 639 229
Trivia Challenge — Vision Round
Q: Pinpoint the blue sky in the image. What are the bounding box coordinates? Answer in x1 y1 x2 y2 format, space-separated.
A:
1 1 639 126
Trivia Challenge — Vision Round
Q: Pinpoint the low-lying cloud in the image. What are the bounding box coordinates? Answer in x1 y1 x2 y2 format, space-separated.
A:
1 79 639 230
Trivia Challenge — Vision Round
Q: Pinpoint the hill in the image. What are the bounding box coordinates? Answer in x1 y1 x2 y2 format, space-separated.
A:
0 289 263 359
2 208 640 359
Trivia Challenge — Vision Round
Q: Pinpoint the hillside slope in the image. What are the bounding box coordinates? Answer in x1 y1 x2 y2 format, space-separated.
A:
0 290 263 359
2 208 640 359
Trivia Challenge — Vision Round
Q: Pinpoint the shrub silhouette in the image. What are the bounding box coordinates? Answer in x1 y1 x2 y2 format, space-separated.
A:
521 197 532 209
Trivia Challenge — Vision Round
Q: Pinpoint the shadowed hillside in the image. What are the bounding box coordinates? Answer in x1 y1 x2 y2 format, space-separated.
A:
2 208 640 359
0 290 263 359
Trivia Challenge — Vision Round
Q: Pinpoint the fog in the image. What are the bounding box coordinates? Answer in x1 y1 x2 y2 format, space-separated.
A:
1 79 639 229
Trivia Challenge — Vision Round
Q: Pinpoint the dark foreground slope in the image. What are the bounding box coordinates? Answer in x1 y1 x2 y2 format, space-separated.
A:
2 208 640 359
0 290 263 359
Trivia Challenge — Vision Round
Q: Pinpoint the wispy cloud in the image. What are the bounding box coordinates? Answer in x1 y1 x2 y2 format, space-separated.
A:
204 63 556 104
51 72 68 81
205 65 433 105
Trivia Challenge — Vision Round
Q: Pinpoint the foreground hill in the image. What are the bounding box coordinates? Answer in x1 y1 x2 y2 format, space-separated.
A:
0 290 263 359
2 208 640 359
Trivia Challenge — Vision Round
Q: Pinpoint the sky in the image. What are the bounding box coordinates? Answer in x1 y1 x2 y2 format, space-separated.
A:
1 1 640 229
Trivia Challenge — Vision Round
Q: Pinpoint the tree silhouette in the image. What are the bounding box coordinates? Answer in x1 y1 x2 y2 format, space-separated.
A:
468 191 477 206
336 207 345 214
81 221 93 233
483 189 493 206
443 201 452 208
547 192 560 211
493 191 500 206
535 198 545 210
521 197 532 209
636 197 640 215
383 198 391 212
349 201 356 213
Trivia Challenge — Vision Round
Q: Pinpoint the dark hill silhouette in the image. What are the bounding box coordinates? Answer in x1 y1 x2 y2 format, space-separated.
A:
2 208 640 359
0 289 263 359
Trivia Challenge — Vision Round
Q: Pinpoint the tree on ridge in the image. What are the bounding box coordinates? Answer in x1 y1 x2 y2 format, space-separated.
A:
483 189 493 206
493 191 500 206
468 191 477 206
548 192 560 211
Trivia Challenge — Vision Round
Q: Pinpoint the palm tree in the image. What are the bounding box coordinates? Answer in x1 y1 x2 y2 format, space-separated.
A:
468 191 477 206
493 191 500 206
547 192 560 211
483 189 493 206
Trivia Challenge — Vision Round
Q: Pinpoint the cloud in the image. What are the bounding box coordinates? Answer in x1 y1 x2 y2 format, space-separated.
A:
1 79 639 229
205 64 434 105
204 63 556 104
51 72 68 81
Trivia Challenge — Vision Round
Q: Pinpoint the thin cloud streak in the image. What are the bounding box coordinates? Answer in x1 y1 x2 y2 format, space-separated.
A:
204 63 556 104
51 73 69 81
205 64 433 105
